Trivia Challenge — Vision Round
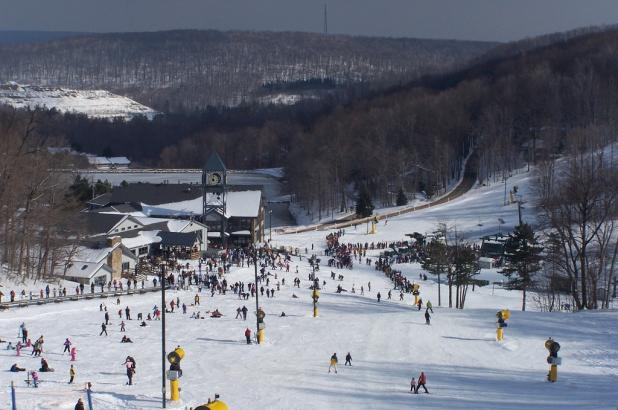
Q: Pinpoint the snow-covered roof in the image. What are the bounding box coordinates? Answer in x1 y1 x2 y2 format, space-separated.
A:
87 156 131 166
140 190 262 219
121 230 162 249
63 260 111 279
72 246 113 264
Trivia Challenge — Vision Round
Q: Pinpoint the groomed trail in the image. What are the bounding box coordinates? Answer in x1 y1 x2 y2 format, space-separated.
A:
283 150 478 234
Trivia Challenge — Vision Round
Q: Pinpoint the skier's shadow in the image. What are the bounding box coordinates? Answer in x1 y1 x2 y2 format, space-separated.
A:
197 337 239 345
442 336 492 342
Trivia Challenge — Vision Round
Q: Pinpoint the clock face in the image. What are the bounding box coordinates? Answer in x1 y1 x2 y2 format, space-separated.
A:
207 172 223 186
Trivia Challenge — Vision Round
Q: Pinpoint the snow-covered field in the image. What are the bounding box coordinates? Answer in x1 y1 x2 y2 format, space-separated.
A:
1 167 617 409
0 83 157 120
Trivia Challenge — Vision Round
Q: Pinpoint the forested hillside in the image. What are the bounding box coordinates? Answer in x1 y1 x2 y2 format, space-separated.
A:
0 30 496 110
5 27 618 222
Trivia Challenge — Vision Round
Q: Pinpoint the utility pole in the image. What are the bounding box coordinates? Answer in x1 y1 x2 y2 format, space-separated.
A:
253 250 261 344
323 4 328 34
161 264 166 408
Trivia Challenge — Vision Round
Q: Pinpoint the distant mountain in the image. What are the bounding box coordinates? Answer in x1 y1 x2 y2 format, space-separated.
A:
0 30 86 44
0 82 157 120
0 30 497 110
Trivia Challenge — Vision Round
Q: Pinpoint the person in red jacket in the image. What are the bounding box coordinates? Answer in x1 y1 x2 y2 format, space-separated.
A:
415 371 429 394
245 328 252 344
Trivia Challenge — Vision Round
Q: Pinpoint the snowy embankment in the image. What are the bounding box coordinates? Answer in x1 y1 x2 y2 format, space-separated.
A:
0 167 616 409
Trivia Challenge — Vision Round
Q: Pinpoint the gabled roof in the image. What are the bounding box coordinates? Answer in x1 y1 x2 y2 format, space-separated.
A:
104 183 203 206
63 260 112 280
88 192 112 207
204 152 226 172
158 231 202 248
79 213 127 236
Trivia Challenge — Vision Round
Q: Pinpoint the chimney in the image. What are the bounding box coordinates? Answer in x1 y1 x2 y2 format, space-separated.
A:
106 236 122 279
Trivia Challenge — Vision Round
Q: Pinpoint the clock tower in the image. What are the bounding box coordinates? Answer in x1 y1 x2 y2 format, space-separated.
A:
202 152 227 249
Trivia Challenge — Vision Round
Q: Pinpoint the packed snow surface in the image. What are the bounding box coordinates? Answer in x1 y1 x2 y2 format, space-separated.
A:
1 167 617 409
0 82 157 120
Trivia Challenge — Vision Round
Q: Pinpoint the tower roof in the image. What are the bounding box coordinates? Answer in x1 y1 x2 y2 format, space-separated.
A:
204 152 226 172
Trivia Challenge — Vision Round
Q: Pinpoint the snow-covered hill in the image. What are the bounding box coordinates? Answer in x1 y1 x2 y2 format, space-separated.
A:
1 167 616 409
0 83 157 120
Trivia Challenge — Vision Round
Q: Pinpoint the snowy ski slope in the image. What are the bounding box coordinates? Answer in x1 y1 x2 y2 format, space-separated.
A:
0 168 616 409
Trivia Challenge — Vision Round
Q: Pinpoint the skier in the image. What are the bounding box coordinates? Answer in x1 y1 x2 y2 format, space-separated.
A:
20 323 27 343
328 353 338 374
377 292 381 302
345 352 352 366
125 306 131 320
426 300 434 313
104 311 110 325
69 364 75 384
415 371 429 394
417 298 423 311
124 358 135 385
425 309 431 325
388 290 392 300
74 398 85 410
245 328 252 344
100 323 108 336
236 307 242 319
70 346 77 361
120 321 126 332
30 370 39 388
241 305 248 320
410 377 416 393
63 338 71 354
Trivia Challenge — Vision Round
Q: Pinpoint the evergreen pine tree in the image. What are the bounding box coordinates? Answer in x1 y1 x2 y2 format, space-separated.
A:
355 186 374 217
396 188 408 206
500 223 543 311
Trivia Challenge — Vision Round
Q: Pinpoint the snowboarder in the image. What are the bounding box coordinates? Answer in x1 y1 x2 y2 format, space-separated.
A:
10 363 25 372
39 358 53 372
415 371 429 394
100 323 108 336
245 328 252 344
69 364 75 384
345 352 352 366
328 353 338 373
425 309 431 325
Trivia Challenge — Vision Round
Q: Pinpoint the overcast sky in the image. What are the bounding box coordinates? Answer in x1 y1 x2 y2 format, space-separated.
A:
1 0 618 42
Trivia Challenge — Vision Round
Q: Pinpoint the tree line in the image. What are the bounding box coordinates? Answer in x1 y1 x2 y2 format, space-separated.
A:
0 108 82 282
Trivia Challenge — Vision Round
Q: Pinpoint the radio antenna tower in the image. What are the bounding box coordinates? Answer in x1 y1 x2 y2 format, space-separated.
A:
323 4 328 34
